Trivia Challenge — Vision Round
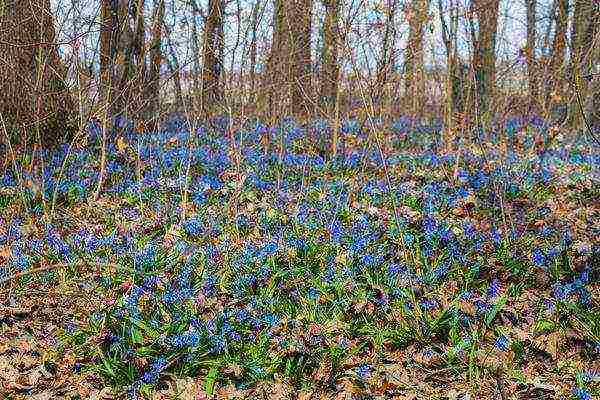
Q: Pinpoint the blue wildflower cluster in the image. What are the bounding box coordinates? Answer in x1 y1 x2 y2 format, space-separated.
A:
1 114 598 397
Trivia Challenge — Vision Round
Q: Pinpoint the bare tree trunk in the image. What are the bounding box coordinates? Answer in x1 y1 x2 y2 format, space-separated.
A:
581 5 600 129
570 1 599 127
201 0 225 117
525 0 537 100
99 0 119 124
290 0 314 117
320 0 340 112
266 0 313 119
264 0 286 119
163 17 183 111
405 0 429 116
375 0 397 101
439 0 466 150
132 0 147 121
112 0 135 124
248 1 261 104
0 0 76 147
99 0 115 90
187 0 204 97
439 0 465 114
546 0 568 109
147 0 165 129
470 0 500 117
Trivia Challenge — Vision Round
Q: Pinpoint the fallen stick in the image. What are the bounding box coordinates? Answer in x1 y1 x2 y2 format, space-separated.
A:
0 262 118 285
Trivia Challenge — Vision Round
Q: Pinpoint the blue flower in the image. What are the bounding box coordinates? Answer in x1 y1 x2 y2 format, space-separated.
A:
307 287 319 301
422 216 438 238
356 364 371 380
532 249 546 267
420 298 437 310
11 245 30 271
403 232 414 246
387 263 405 277
474 300 490 316
460 290 474 300
434 263 449 280
463 223 477 239
141 357 167 383
169 330 200 348
260 241 278 257
572 387 591 400
489 228 501 244
1 172 16 187
495 335 510 351
182 217 203 236
487 278 501 298
202 276 217 297
330 220 343 243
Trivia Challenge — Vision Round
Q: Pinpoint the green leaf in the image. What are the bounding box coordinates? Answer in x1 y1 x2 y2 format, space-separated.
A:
485 295 507 328
131 326 143 344
205 366 218 395
135 346 154 357
129 317 159 339
100 354 116 378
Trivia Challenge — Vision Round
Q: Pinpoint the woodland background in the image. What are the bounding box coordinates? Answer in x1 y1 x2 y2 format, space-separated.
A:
1 0 599 149
0 1 599 399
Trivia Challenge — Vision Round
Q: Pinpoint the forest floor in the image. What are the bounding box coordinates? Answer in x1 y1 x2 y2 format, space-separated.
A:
0 114 599 399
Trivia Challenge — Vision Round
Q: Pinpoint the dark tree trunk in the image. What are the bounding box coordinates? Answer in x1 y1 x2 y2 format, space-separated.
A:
525 0 537 100
201 0 225 116
147 0 165 127
581 3 600 129
267 0 288 118
266 0 313 119
248 1 261 103
405 0 429 116
320 0 340 112
375 0 398 101
470 0 500 115
438 0 465 115
546 0 568 108
290 0 314 117
0 0 76 147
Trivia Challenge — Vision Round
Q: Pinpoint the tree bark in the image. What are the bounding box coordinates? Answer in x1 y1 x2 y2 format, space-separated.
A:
470 0 500 116
525 0 537 100
163 17 183 111
266 0 313 119
201 0 225 117
248 1 261 104
0 0 76 147
188 0 203 97
546 0 568 106
264 0 286 119
581 4 600 129
132 0 147 119
147 0 165 127
438 0 464 116
290 0 314 117
569 1 599 129
405 0 429 116
320 0 340 112
375 0 398 101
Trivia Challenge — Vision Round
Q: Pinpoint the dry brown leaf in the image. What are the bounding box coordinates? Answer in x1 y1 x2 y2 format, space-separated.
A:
116 136 127 154
532 331 560 360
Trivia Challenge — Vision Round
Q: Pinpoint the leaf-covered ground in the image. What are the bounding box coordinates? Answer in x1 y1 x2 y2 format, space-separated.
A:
0 114 599 399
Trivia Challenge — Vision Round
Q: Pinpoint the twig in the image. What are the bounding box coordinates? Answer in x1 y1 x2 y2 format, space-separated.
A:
0 305 32 315
0 262 118 285
570 72 600 146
